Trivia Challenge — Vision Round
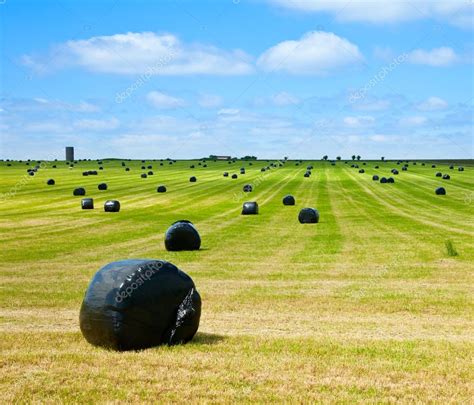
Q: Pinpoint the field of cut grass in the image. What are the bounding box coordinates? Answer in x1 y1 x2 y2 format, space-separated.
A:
1 158 473 402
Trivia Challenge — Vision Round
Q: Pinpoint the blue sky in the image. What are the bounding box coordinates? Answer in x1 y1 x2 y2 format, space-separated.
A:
1 0 473 160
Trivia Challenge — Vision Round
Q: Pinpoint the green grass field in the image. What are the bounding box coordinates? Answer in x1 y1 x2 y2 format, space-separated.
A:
1 158 473 403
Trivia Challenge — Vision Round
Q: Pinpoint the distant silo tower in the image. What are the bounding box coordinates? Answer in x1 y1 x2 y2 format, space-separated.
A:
65 146 74 161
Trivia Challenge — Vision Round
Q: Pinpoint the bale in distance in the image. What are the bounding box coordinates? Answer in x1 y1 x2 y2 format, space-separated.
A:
442 174 450 180
372 175 379 181
458 167 464 172
98 183 108 191
148 171 154 176
435 172 442 177
81 198 94 210
282 195 295 205
104 200 120 212
435 187 446 195
387 177 395 183
79 259 201 351
190 176 197 182
298 208 319 224
141 173 148 179
46 179 55 185
223 172 229 177
242 201 258 215
157 185 167 193
243 184 253 192
380 177 388 184
165 220 201 251
232 174 238 179
359 169 365 173
73 187 86 196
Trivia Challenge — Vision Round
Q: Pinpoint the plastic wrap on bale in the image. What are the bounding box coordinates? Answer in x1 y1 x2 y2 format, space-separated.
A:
79 259 201 351
165 220 201 251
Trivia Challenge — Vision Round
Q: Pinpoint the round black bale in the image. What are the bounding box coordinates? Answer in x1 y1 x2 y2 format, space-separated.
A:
372 175 379 181
99 166 103 170
223 172 229 177
104 200 120 212
449 165 454 169
243 184 252 192
282 195 295 205
81 198 94 210
242 201 258 215
435 187 446 195
374 165 379 169
157 185 167 193
147 165 152 169
125 167 130 171
359 169 365 173
231 174 238 179
89 171 98 175
380 177 388 183
458 167 464 172
261 168 266 172
121 162 126 166
387 177 395 183
98 183 108 191
240 168 245 174
203 164 207 168
421 163 425 166
148 171 154 175
435 172 442 177
402 167 407 171
141 166 146 170
165 220 201 251
82 171 89 176
189 176 197 182
7 163 11 166
304 171 311 177
160 163 164 166
391 169 399 175
46 179 55 185
298 207 319 224
52 165 57 168
141 173 147 178
442 174 450 180
432 164 436 168
190 165 195 168
73 187 86 196
79 259 201 350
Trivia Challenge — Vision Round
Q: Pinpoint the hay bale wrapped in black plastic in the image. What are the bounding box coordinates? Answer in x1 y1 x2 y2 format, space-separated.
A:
157 185 167 193
380 177 388 184
359 169 365 173
243 184 253 192
46 179 55 185
79 259 201 351
165 220 201 251
141 173 148 179
298 208 319 223
458 167 464 172
282 195 295 205
232 174 238 179
304 171 311 178
125 167 130 172
81 198 94 210
387 177 395 183
372 175 379 181
223 172 229 177
73 187 86 196
148 171 154 176
242 201 258 215
98 183 108 191
435 187 446 195
391 169 399 175
190 176 197 182
240 168 246 174
435 172 442 177
104 200 120 212
443 174 450 180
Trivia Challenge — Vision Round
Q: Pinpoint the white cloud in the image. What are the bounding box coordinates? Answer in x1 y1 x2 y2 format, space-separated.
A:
198 94 223 108
399 116 427 126
23 32 254 75
0 97 100 113
217 108 240 115
147 91 185 109
343 115 375 128
257 31 363 75
267 0 473 28
73 117 120 131
417 96 448 111
271 92 300 106
406 47 459 66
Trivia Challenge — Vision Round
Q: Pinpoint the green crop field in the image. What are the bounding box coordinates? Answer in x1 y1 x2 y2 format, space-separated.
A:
1 158 473 403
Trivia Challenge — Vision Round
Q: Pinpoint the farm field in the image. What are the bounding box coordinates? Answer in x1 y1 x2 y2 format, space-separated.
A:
1 158 473 402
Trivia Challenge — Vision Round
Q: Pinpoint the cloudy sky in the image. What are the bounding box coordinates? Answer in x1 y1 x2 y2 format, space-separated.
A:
1 0 473 160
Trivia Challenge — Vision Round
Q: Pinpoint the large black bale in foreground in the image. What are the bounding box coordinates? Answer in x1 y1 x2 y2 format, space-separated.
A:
282 195 295 205
165 220 201 251
298 207 319 224
242 201 258 215
79 259 201 351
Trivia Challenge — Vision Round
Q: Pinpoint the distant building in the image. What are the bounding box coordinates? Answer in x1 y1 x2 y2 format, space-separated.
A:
65 146 74 161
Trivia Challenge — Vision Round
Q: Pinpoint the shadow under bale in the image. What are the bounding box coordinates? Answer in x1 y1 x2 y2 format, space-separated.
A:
298 207 319 223
46 179 55 185
79 259 201 351
104 200 120 212
73 187 86 196
283 195 295 205
435 187 446 195
98 183 107 190
242 201 258 215
157 185 167 193
165 220 201 251
81 198 94 210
